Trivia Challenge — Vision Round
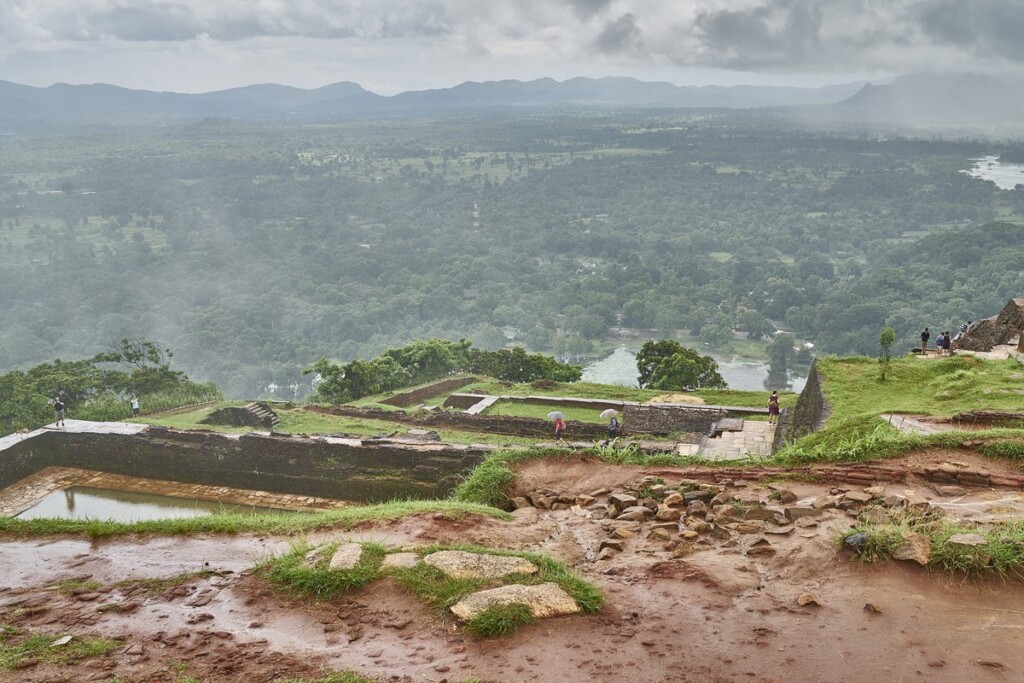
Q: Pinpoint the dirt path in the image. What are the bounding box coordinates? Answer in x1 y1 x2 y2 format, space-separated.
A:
3 457 1024 682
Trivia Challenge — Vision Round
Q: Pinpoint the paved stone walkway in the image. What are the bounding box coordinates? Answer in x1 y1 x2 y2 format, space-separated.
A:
880 414 952 436
0 466 352 518
688 420 776 461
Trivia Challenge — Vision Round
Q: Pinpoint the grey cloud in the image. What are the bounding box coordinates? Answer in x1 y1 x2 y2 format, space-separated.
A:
594 13 642 54
692 0 826 68
565 0 615 20
918 0 1024 61
26 0 451 43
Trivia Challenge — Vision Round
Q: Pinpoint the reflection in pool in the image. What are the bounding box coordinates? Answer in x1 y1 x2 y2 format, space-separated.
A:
16 486 281 522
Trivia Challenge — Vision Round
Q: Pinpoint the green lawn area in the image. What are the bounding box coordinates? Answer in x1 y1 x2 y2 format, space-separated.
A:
818 354 1024 423
481 402 606 424
455 380 660 403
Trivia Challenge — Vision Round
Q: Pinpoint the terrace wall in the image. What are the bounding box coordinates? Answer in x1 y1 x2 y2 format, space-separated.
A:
380 376 479 408
0 426 488 503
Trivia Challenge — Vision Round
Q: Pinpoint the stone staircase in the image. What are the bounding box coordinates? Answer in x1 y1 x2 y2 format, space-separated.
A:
244 402 279 429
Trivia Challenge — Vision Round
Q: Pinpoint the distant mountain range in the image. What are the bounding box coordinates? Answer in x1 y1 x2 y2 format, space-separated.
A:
0 76 864 132
3 73 1021 133
831 73 1024 125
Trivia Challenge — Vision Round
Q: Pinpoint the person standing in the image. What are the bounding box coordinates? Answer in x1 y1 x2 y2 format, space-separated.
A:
607 415 620 442
53 395 65 428
554 416 566 441
768 391 780 424
920 327 931 354
130 395 141 417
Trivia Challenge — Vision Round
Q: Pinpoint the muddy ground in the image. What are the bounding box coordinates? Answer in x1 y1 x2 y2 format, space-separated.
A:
2 453 1023 683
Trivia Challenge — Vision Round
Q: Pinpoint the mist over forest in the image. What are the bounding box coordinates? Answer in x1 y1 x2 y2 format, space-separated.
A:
3 74 1024 398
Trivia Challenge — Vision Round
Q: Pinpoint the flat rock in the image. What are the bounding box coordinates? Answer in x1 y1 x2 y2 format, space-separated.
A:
934 485 967 497
784 506 823 521
450 582 580 621
843 490 873 503
946 533 988 547
608 493 638 511
329 543 365 571
424 551 538 579
892 532 931 566
382 552 420 569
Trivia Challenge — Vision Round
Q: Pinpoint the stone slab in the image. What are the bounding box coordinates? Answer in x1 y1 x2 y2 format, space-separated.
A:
424 550 538 579
450 582 580 621
382 552 421 569
329 543 364 570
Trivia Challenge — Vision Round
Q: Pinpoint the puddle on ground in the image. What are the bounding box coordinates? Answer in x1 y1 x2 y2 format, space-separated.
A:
15 486 281 522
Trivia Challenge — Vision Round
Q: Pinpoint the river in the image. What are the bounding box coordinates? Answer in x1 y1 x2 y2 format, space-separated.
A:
581 347 807 392
962 156 1024 190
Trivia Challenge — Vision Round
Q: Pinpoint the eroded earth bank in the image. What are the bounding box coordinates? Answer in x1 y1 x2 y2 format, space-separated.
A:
2 452 1023 683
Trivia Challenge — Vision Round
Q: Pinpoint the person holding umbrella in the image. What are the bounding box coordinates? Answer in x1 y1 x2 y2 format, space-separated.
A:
548 411 566 440
601 408 620 443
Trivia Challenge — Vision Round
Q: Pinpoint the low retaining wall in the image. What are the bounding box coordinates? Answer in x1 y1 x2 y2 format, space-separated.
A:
381 377 478 407
622 405 726 435
309 405 611 439
0 424 488 503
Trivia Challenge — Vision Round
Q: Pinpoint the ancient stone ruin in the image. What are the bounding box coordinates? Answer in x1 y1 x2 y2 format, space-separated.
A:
955 297 1024 351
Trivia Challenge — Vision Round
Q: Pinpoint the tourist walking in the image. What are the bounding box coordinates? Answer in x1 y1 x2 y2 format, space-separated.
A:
768 391 780 424
920 327 931 354
607 415 620 442
554 416 566 441
52 395 65 427
130 395 141 417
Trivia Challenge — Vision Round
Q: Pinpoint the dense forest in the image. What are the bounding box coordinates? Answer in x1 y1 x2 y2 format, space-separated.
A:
2 111 1024 398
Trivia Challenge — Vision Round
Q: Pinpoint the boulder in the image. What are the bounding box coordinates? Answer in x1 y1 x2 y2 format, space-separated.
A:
934 485 967 497
450 583 580 621
684 490 715 504
424 551 538 579
648 528 672 541
663 492 685 507
616 506 651 522
842 491 873 504
776 489 799 504
575 494 596 507
655 506 682 522
599 539 626 552
744 507 776 522
597 547 620 561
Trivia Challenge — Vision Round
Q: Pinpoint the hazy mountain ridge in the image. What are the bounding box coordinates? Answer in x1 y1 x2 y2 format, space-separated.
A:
0 76 864 131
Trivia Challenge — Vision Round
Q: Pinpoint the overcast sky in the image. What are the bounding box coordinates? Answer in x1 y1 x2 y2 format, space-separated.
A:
2 0 1023 94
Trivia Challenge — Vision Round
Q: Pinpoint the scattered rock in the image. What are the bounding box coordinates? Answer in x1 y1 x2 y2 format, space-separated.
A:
599 539 625 552
14 658 38 670
654 506 682 522
764 526 794 535
797 593 820 607
510 497 531 509
608 493 639 512
450 583 579 621
946 533 988 547
863 603 882 614
744 507 776 522
647 528 672 542
842 491 872 504
844 532 868 550
892 532 932 566
976 660 1005 670
777 490 799 504
663 492 684 507
597 547 620 561
934 485 967 497
329 543 365 571
684 490 715 504
575 494 596 507
424 551 538 580
611 527 637 540
784 507 822 521
382 552 420 569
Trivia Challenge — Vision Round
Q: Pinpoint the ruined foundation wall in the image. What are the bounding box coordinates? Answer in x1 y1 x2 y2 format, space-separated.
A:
380 377 479 407
0 428 488 503
781 360 829 442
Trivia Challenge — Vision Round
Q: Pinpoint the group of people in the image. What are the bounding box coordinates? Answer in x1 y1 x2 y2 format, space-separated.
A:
920 327 954 356
553 413 620 443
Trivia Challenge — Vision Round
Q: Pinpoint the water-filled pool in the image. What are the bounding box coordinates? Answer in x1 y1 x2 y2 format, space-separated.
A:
16 486 280 522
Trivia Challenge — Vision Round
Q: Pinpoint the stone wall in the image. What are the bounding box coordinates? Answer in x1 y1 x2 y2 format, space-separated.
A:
309 405 610 439
200 407 268 429
380 377 478 407
781 360 828 442
0 427 488 503
621 405 726 436
955 297 1024 351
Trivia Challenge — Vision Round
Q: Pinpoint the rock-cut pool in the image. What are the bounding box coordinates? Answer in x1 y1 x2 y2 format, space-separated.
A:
16 486 280 522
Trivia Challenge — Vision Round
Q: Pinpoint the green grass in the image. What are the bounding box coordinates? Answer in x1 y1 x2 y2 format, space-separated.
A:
777 354 1024 461
0 500 510 538
453 380 660 403
0 624 121 670
261 541 387 601
465 604 534 637
481 402 605 423
689 388 797 409
274 673 376 683
49 578 101 594
113 570 217 594
389 543 603 618
843 515 1024 578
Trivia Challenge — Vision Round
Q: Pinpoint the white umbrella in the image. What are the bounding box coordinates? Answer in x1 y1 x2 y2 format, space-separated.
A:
547 411 564 420
600 409 618 419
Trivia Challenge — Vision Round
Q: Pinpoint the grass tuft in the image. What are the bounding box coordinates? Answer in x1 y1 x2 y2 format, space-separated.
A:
261 541 386 601
0 625 121 670
465 603 534 637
